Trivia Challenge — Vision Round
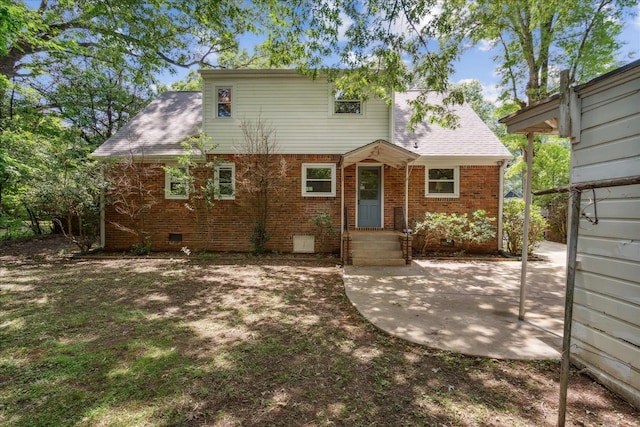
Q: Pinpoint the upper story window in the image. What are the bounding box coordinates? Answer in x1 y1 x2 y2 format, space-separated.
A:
215 163 235 200
216 87 232 118
425 166 459 198
302 163 336 197
165 166 189 200
333 90 362 115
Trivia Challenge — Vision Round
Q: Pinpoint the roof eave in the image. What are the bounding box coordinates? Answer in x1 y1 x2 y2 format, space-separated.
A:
498 95 561 135
342 139 419 168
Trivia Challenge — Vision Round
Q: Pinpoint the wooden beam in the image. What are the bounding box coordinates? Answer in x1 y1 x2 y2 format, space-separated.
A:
533 175 640 195
559 70 571 137
558 190 582 427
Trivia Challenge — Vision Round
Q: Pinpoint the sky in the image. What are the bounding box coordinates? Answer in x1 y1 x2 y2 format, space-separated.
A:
449 8 640 102
159 5 640 104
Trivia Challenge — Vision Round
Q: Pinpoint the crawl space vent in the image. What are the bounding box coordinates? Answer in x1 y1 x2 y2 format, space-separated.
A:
292 235 315 253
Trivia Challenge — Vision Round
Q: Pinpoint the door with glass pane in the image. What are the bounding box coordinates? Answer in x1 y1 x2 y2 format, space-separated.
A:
357 166 381 227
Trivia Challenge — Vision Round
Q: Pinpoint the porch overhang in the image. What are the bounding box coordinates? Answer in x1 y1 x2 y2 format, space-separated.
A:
341 139 419 168
498 94 561 134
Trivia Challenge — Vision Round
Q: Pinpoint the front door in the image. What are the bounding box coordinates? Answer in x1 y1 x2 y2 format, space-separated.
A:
357 166 382 227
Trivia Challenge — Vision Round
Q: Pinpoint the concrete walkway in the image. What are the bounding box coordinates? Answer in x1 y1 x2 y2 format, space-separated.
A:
343 241 567 360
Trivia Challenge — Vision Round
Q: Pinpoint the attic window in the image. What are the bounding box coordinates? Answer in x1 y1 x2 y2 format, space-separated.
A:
333 90 362 115
216 87 232 118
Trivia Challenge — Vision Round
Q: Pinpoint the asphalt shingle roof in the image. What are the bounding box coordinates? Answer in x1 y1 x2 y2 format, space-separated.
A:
93 89 510 160
92 91 202 158
394 91 512 158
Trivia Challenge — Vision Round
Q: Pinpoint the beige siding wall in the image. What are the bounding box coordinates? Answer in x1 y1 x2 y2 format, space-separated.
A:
570 68 640 408
202 74 389 154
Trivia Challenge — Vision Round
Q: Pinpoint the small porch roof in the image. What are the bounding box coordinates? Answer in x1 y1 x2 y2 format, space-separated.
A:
341 139 419 169
498 94 561 135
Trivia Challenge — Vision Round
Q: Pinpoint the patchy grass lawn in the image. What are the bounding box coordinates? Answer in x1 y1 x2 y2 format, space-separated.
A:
0 237 637 426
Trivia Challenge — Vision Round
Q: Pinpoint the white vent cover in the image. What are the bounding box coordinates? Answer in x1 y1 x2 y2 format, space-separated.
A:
292 235 315 253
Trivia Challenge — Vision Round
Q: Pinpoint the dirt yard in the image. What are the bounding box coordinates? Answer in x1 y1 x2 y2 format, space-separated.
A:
1 236 638 426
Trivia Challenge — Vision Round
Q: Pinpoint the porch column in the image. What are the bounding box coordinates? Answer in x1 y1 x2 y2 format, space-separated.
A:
519 132 534 320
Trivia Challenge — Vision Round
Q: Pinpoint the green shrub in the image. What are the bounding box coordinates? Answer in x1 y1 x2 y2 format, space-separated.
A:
131 237 152 256
413 210 496 254
309 212 337 252
502 199 547 255
250 223 269 256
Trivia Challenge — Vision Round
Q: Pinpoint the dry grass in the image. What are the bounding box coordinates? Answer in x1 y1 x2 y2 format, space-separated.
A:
0 237 637 426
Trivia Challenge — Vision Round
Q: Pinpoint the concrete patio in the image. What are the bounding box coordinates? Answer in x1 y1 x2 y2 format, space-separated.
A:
343 241 567 360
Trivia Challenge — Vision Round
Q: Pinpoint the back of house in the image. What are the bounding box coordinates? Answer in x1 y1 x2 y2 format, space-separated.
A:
93 69 511 262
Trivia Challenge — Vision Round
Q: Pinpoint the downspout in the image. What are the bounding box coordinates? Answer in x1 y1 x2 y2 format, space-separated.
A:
99 165 106 248
340 160 345 262
497 160 508 250
404 162 410 264
404 163 409 228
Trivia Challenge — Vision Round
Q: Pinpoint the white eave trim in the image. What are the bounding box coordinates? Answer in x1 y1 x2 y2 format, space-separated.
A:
413 155 512 166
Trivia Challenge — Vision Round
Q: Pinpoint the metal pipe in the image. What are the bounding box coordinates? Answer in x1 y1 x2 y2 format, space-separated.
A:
519 132 534 320
558 190 581 427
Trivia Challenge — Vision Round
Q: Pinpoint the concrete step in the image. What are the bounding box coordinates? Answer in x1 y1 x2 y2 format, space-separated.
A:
352 258 407 266
350 232 400 242
347 231 408 266
352 249 404 259
351 240 400 251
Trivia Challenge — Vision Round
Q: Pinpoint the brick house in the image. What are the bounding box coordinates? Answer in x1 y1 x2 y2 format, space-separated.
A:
93 70 512 264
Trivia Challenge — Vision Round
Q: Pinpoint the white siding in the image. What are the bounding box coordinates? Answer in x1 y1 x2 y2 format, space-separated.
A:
570 65 640 408
202 74 389 154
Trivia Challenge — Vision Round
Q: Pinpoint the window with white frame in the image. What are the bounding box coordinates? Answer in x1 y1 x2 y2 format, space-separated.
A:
425 166 459 197
216 87 233 118
215 163 235 200
333 89 362 115
302 163 336 197
165 166 189 199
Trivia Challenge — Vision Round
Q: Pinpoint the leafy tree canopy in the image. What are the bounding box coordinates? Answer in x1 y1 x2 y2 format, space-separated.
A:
458 0 636 105
1 0 266 81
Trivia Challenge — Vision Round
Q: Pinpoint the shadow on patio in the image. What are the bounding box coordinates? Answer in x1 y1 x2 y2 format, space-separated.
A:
343 241 567 360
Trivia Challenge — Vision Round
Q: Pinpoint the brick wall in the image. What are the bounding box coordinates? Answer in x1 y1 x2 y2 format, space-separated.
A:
104 154 343 253
405 165 501 254
103 158 500 254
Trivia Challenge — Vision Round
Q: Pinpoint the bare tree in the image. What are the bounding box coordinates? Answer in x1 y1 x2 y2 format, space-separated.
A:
105 146 161 254
234 116 287 255
165 135 220 250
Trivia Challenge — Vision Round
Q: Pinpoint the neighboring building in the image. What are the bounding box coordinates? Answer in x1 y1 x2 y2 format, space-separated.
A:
93 70 512 264
500 60 640 408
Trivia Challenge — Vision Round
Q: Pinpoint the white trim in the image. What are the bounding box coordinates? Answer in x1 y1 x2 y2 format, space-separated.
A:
356 163 384 228
165 166 189 200
413 156 510 166
302 163 336 197
215 163 236 200
425 165 459 198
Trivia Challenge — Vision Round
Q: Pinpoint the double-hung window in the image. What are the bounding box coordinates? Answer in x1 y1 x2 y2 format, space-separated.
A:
425 166 459 197
216 87 233 118
165 167 189 200
215 163 235 200
302 163 336 197
333 90 362 115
